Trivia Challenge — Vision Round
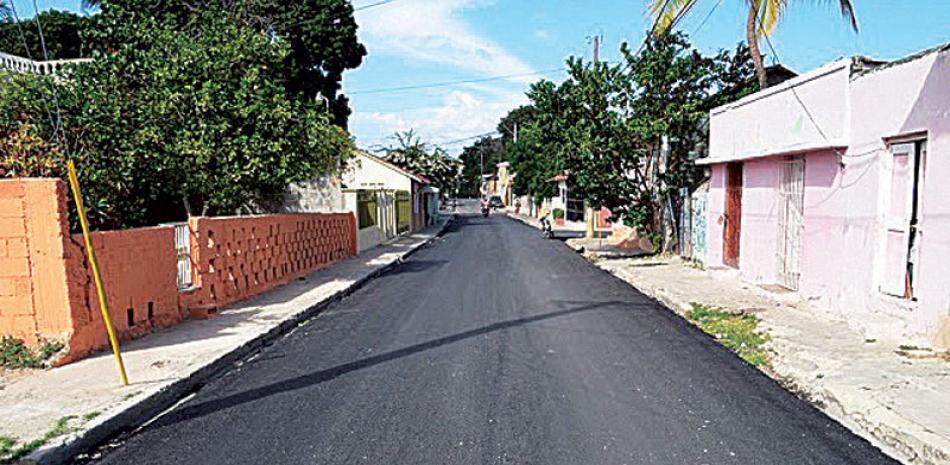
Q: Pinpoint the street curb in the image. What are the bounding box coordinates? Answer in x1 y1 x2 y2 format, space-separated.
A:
587 258 935 465
27 216 455 465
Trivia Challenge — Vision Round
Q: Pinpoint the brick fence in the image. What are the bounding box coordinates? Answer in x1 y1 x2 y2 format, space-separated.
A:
0 178 357 363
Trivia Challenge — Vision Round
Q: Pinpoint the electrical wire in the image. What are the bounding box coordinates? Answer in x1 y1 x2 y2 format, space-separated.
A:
347 68 566 95
29 0 69 154
7 0 66 153
280 0 397 29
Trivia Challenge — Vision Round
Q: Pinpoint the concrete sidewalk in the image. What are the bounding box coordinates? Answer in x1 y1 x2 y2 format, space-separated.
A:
595 255 950 465
0 219 451 465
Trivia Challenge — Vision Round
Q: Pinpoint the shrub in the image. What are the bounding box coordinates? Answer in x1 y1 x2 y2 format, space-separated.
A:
0 336 64 369
552 208 565 219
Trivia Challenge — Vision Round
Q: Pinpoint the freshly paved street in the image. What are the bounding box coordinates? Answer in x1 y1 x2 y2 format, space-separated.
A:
88 213 899 465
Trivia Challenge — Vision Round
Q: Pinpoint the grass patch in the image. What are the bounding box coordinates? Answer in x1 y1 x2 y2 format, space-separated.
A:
686 304 771 367
0 437 13 459
82 411 101 421
0 337 65 369
0 415 78 463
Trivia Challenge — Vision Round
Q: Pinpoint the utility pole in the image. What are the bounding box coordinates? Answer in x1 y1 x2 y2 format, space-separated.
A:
592 34 600 64
586 34 601 239
513 122 518 143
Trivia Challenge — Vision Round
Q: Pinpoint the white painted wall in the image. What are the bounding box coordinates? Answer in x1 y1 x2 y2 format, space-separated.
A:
341 152 414 192
708 60 851 163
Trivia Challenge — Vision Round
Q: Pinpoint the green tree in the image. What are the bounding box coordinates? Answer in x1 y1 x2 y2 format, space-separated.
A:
499 32 755 248
0 7 352 229
88 0 366 128
648 0 858 88
458 136 502 197
0 10 91 59
378 130 460 199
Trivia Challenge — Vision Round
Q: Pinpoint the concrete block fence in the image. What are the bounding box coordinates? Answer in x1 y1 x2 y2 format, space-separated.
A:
0 178 357 364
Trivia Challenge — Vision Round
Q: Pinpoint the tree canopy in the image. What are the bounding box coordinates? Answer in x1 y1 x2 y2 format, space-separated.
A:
474 32 755 247
376 130 461 198
0 10 90 60
457 136 503 198
0 4 355 229
87 0 366 127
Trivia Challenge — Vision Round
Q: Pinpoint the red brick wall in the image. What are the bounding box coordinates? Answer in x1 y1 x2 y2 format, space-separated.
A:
0 179 74 345
182 213 357 310
0 178 358 364
64 227 183 361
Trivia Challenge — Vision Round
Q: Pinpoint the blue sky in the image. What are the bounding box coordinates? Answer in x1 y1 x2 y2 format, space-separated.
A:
26 0 950 154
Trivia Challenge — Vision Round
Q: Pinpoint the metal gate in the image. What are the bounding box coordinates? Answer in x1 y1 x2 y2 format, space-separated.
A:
566 198 585 222
174 223 193 290
777 158 805 290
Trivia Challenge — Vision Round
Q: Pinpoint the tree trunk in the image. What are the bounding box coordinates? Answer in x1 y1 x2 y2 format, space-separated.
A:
747 4 768 89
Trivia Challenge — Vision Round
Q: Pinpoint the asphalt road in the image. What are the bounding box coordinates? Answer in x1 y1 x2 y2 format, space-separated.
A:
88 213 899 465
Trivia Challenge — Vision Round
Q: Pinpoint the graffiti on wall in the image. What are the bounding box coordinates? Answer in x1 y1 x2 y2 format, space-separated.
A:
690 190 708 264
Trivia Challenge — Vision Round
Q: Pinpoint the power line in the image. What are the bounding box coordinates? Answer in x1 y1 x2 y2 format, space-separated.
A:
347 68 566 95
621 0 699 74
28 0 70 157
7 0 65 153
437 132 498 146
692 0 723 36
280 0 398 29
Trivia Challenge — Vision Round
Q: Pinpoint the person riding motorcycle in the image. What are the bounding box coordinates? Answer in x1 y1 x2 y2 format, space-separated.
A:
538 205 553 238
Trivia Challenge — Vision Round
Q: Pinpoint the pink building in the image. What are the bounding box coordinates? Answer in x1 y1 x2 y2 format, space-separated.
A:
702 43 950 348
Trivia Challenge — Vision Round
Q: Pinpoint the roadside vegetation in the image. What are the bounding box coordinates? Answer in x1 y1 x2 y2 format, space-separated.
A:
0 336 63 369
0 0 365 230
461 32 757 251
0 415 78 463
686 304 770 367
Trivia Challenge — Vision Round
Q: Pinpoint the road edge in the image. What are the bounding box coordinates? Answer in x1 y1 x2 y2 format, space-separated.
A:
26 216 455 465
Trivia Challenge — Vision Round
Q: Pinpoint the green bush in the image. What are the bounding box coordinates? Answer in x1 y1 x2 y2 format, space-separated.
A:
552 208 565 219
0 336 64 369
0 7 353 230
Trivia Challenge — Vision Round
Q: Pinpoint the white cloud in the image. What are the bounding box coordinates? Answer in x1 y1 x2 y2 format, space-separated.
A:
351 89 529 154
355 0 536 82
351 0 536 155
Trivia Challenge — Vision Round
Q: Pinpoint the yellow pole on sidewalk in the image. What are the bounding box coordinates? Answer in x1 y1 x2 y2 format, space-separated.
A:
66 160 129 386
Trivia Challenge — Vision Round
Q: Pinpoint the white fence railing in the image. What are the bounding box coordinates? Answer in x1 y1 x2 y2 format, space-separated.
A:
0 51 92 75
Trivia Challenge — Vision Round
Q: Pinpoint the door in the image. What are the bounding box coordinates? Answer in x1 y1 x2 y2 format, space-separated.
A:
777 158 805 290
881 142 925 298
723 163 743 268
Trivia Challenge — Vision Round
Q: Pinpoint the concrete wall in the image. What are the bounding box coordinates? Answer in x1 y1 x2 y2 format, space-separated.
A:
708 60 850 163
280 175 346 213
0 178 358 363
705 46 950 346
341 153 413 192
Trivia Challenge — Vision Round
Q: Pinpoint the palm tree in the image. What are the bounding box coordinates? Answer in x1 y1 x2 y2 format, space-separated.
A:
0 0 11 21
648 0 858 89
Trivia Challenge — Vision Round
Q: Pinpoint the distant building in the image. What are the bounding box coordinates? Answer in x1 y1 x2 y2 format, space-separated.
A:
341 151 434 252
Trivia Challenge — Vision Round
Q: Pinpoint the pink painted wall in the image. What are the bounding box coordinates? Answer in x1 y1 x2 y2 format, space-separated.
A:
847 48 950 340
736 159 781 284
706 46 950 346
706 165 725 267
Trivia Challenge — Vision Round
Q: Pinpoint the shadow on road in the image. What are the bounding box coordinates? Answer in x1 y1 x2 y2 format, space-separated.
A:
149 299 632 429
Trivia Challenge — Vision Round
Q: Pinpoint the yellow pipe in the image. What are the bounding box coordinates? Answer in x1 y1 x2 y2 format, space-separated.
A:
66 160 129 386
